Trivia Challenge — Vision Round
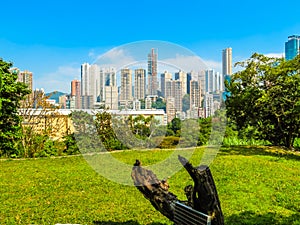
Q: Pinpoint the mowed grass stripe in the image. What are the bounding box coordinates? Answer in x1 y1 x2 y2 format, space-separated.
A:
1 146 300 225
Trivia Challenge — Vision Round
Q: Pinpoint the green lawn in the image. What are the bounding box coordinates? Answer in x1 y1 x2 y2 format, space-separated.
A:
1 146 300 224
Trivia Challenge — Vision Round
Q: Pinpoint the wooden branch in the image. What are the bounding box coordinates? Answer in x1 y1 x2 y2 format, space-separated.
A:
178 155 224 225
131 160 178 221
131 156 224 225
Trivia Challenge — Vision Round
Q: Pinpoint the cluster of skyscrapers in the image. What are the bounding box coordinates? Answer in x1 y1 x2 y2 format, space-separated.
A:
13 35 299 122
65 48 232 121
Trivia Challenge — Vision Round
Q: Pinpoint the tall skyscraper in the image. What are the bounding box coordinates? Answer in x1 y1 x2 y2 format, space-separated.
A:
100 67 117 102
89 64 100 103
81 63 106 108
134 68 146 100
104 68 117 86
120 68 133 102
105 86 118 110
19 70 33 91
71 80 81 109
205 69 215 93
165 80 182 112
81 63 90 97
147 48 158 96
186 72 193 95
160 71 172 97
81 63 92 109
285 35 300 60
204 93 214 118
190 80 202 109
166 97 176 123
175 70 187 96
215 71 222 92
11 68 34 105
222 48 232 76
198 70 206 96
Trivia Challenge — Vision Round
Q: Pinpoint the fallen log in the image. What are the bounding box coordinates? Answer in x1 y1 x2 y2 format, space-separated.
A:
131 159 178 221
131 155 224 225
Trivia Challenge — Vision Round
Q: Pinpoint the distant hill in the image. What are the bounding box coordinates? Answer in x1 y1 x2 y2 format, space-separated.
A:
46 91 68 103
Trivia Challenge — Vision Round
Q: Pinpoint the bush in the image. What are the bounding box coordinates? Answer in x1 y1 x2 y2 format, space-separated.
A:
157 136 180 149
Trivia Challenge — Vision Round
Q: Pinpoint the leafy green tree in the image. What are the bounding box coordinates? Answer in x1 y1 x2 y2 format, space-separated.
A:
182 94 190 112
19 91 68 157
167 117 181 137
71 110 103 153
140 99 145 109
152 97 166 111
94 111 127 151
198 117 212 146
127 115 155 139
0 59 31 156
226 53 300 149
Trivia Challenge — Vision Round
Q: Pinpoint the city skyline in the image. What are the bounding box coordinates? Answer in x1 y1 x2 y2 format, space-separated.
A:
1 0 300 93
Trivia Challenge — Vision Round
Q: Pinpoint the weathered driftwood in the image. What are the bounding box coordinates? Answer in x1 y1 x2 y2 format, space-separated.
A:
131 159 178 221
178 155 224 225
131 155 224 225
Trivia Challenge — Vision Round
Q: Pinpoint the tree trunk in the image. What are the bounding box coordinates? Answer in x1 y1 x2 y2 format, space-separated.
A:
131 159 178 221
178 155 224 225
131 156 224 225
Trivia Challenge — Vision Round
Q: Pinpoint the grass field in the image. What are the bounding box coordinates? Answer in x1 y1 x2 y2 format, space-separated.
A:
1 146 300 225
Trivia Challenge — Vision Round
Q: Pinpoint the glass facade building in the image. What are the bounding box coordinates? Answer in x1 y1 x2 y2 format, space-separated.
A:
285 35 300 60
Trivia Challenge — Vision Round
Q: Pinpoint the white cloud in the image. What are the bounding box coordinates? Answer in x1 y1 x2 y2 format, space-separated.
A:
202 59 222 72
88 49 96 58
163 54 209 72
35 65 80 93
163 54 222 73
93 47 136 70
264 53 285 58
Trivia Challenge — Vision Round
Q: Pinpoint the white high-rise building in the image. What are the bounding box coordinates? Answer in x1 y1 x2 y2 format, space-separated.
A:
81 63 92 108
204 93 214 118
120 68 133 102
222 47 232 76
166 97 176 123
100 67 117 102
81 63 102 108
105 86 118 110
205 70 223 93
198 70 206 95
165 80 182 112
134 69 146 100
160 71 172 98
147 48 158 96
190 80 202 109
175 70 187 96
205 69 215 93
90 64 100 104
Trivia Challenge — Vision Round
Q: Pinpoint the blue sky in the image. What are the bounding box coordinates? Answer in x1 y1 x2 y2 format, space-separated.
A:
1 0 300 93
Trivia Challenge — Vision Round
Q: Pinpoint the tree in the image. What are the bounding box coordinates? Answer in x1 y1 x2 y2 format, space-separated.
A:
94 111 127 151
182 94 190 112
152 97 166 111
0 59 31 156
71 110 101 153
19 91 70 157
226 53 300 149
198 117 212 146
167 117 181 137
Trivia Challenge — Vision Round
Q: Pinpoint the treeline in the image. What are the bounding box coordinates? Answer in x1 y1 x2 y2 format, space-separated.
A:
1 52 300 158
71 110 219 152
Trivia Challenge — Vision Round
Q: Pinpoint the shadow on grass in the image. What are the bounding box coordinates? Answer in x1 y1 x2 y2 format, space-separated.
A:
226 211 300 225
220 145 300 161
93 220 167 225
